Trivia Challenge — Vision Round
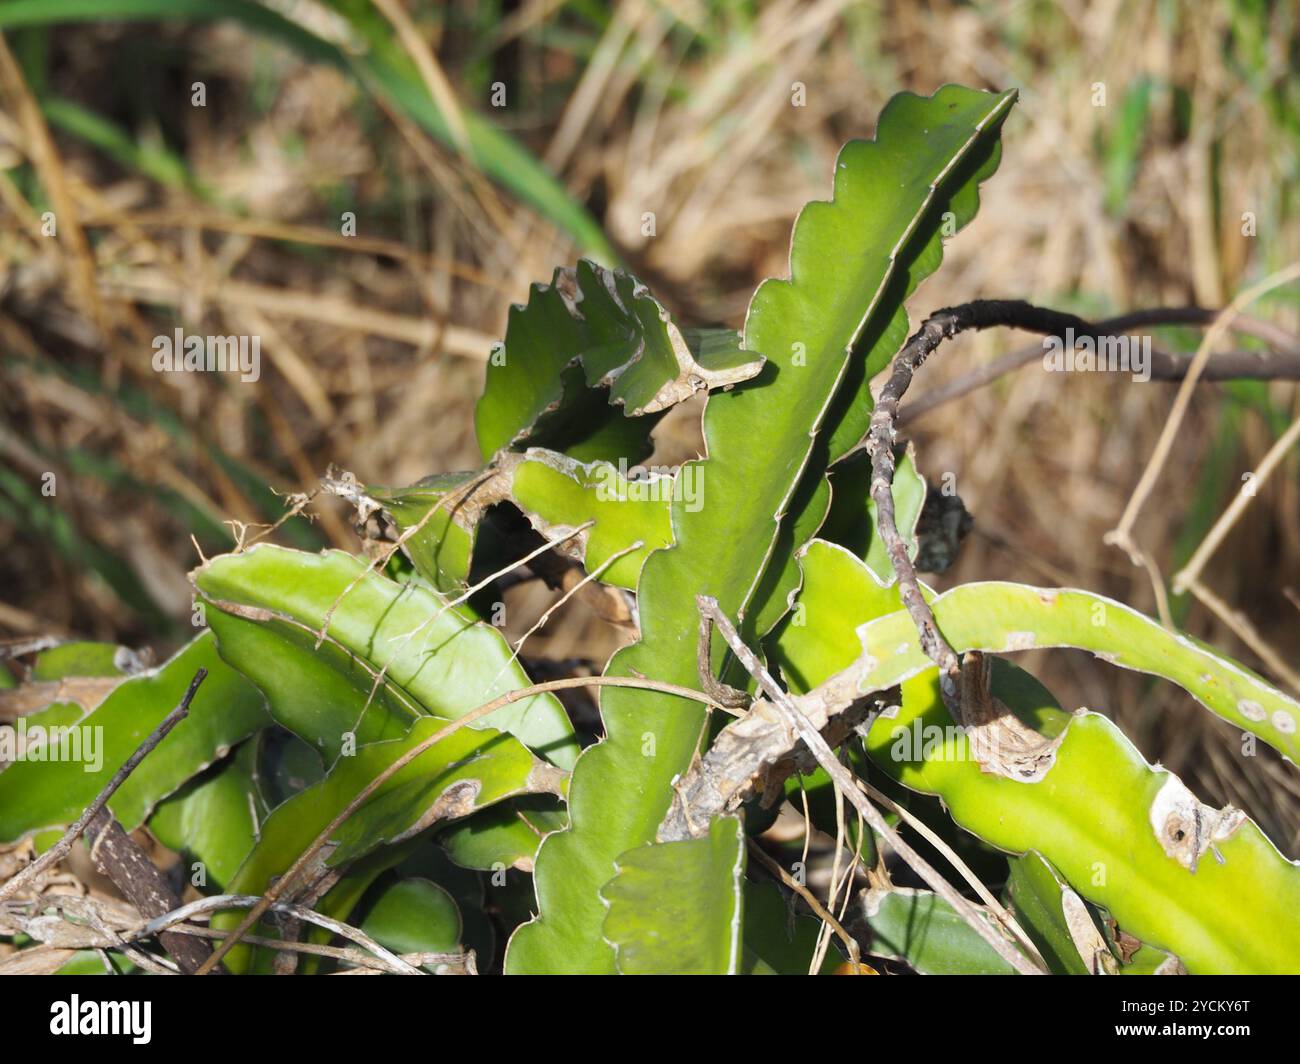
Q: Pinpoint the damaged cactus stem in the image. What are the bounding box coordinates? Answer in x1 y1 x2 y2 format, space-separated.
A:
687 596 1046 976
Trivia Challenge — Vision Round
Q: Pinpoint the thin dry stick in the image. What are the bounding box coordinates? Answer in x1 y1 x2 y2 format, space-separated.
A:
866 299 1223 713
1174 413 1300 594
494 540 645 685
0 669 207 907
1107 263 1300 560
240 487 322 551
852 775 1045 967
1138 549 1177 631
154 892 419 975
402 519 595 641
745 838 860 967
89 928 178 976
4 891 444 975
0 635 61 659
697 596 1043 975
194 673 727 975
315 469 495 647
797 787 814 873
99 274 496 360
866 310 974 715
161 925 467 973
16 894 178 974
166 925 470 974
810 778 853 974
0 34 104 332
359 519 596 711
1181 576 1300 696
79 208 501 289
828 806 870 970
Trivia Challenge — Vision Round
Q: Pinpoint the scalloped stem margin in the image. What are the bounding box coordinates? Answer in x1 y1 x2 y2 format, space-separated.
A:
775 546 1300 973
505 87 1018 974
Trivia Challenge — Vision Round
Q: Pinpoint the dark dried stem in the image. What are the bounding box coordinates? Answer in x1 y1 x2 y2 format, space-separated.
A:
698 606 753 712
863 300 1225 718
866 310 974 717
900 304 1300 425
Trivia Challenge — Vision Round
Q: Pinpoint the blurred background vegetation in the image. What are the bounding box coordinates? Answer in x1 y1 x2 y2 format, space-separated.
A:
0 0 1297 848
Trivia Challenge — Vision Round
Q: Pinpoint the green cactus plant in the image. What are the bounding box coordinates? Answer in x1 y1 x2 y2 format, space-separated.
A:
4 83 1297 978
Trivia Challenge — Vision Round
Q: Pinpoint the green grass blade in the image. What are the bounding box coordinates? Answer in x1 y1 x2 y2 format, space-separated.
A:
0 0 613 257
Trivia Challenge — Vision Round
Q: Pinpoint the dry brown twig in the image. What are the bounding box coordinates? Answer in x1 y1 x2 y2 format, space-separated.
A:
745 837 860 967
850 774 1042 965
498 539 645 680
1105 265 1300 679
352 514 597 714
1169 406 1300 698
692 595 1044 976
0 669 208 908
658 293 1300 973
868 295 1300 703
313 467 495 647
1108 264 1300 560
370 0 473 159
0 34 105 335
2 891 464 975
900 305 1300 425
